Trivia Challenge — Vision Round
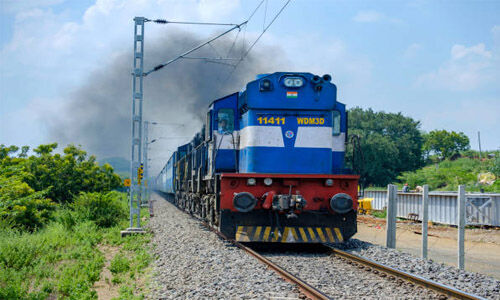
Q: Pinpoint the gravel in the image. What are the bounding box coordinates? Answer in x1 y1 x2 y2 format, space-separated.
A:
334 239 500 299
145 194 500 299
264 250 437 299
146 194 302 299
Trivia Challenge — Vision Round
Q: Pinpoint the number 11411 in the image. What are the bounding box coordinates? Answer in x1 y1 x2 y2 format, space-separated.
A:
257 116 286 125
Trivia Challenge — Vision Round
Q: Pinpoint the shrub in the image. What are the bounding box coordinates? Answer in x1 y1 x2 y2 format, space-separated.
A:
371 210 387 219
55 208 77 231
110 254 130 274
73 191 127 228
489 155 500 177
0 176 56 231
397 157 499 192
0 230 45 270
1 143 122 205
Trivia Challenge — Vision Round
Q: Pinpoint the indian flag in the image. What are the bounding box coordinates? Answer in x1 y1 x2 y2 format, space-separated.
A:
286 91 298 98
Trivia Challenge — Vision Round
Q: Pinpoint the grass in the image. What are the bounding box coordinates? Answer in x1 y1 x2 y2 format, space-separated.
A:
371 210 387 219
0 194 152 300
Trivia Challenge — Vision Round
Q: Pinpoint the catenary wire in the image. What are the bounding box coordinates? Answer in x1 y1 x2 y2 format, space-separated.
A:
213 0 291 98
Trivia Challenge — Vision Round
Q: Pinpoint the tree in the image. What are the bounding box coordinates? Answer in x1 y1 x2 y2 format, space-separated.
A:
423 130 470 160
347 108 424 186
22 144 122 203
489 155 500 177
0 143 123 230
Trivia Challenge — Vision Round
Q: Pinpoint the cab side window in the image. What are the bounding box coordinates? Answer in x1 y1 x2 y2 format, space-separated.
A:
206 111 212 141
332 111 341 136
217 108 234 133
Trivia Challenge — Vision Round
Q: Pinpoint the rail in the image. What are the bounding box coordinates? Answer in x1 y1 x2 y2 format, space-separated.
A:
202 222 329 300
326 245 485 300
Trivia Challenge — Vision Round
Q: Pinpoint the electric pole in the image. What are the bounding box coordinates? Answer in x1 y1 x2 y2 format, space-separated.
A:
122 16 146 236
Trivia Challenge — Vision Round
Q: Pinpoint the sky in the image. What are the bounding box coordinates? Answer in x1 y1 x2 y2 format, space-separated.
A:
0 0 499 173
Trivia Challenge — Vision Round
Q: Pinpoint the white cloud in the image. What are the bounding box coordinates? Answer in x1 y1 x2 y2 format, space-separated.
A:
404 43 422 58
451 43 491 60
416 42 498 91
0 0 245 85
2 0 243 60
353 10 384 23
0 0 247 147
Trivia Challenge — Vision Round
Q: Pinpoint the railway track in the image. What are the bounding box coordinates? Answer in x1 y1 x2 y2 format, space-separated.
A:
325 245 485 300
159 192 488 300
203 222 329 300
203 221 485 300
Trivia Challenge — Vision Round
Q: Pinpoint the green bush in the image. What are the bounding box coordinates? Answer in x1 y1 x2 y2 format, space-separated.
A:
1 143 122 205
0 230 46 270
371 210 387 219
55 208 77 231
110 254 130 274
73 191 127 228
489 155 500 177
398 157 499 192
0 176 56 231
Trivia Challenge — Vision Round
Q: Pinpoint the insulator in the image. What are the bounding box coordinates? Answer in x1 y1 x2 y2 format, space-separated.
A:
153 65 165 71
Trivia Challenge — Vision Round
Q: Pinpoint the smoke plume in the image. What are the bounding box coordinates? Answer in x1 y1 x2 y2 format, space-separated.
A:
47 29 286 173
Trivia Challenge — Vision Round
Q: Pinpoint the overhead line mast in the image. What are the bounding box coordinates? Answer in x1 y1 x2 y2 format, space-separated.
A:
122 17 248 236
122 1 291 236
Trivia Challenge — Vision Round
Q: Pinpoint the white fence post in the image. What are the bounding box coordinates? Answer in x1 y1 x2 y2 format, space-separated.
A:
422 184 429 259
386 184 397 248
458 185 466 270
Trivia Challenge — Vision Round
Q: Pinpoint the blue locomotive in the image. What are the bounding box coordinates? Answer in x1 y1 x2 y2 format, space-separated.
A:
157 72 359 243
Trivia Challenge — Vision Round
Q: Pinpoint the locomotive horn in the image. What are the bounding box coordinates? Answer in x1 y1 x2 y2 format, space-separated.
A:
322 74 332 82
311 75 322 84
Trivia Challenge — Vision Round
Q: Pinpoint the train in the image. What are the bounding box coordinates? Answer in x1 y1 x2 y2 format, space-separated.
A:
156 72 360 243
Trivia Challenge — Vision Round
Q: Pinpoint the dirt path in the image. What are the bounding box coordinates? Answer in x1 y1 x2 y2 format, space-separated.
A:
93 244 120 300
355 215 500 280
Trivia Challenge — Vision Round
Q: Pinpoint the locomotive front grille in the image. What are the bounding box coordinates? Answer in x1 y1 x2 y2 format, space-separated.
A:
235 225 343 243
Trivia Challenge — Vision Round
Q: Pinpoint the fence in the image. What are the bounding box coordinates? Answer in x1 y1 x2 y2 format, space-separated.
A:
364 190 500 226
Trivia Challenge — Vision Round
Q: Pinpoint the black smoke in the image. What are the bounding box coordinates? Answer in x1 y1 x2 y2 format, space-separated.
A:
47 29 286 173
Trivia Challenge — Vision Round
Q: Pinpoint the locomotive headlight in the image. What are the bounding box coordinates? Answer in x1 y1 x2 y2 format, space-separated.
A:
330 193 353 214
247 178 256 186
325 179 334 186
264 178 273 186
283 77 303 88
233 192 257 212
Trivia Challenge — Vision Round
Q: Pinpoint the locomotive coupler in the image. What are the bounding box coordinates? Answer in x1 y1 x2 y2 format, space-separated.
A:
271 193 307 218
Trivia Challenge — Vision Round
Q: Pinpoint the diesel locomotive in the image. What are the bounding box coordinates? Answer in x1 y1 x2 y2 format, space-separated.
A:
156 72 359 243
